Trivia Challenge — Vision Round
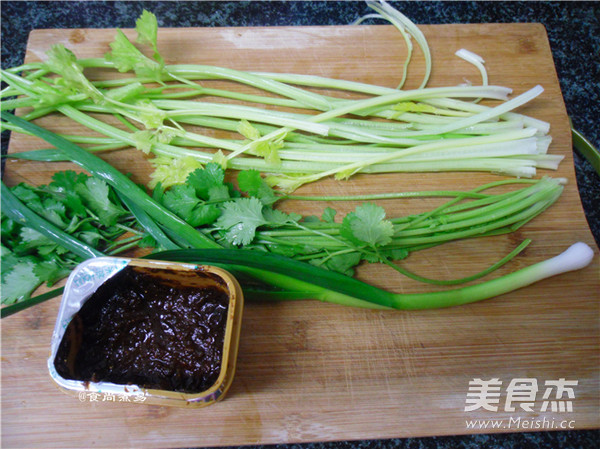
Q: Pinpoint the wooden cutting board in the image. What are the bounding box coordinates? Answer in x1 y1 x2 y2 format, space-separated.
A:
2 23 598 448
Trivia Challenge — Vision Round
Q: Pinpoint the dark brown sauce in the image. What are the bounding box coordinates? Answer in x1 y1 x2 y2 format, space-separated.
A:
54 266 230 394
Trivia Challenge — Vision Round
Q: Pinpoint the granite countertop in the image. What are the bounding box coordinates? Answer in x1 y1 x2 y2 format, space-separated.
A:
1 1 598 448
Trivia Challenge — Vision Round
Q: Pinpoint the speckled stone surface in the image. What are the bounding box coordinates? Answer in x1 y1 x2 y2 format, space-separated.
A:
1 2 599 448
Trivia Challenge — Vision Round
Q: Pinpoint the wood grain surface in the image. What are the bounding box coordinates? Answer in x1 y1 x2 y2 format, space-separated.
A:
1 24 599 448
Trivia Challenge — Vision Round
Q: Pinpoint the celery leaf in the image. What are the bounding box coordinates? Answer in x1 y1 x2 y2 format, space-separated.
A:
44 44 103 102
105 29 164 81
135 10 164 65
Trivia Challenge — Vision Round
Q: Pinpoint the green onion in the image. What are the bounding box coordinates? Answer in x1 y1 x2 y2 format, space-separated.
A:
149 243 594 310
1 287 65 319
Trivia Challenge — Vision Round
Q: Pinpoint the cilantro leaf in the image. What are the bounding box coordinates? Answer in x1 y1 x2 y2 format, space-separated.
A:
161 184 220 227
15 227 58 254
76 230 105 247
11 184 42 211
187 163 225 200
1 261 40 304
207 185 230 202
319 252 362 276
237 169 277 205
75 178 125 226
33 258 73 287
340 203 394 248
162 184 200 217
263 208 301 226
321 207 337 223
188 205 221 227
216 197 266 246
49 170 87 216
41 197 68 227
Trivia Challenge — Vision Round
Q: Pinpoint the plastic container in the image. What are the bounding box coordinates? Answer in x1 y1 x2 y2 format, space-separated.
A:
47 257 243 407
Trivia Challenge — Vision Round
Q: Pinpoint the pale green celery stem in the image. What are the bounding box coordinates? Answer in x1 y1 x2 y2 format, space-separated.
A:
423 98 550 134
8 72 548 176
35 105 544 176
165 66 334 110
161 106 330 136
0 97 41 110
518 154 564 170
304 85 512 128
536 136 552 154
392 243 594 309
455 49 488 86
365 0 432 89
277 137 539 163
0 69 150 124
283 189 491 202
381 138 539 161
227 85 522 157
258 106 524 137
361 158 539 177
253 71 548 133
252 71 397 96
154 86 511 136
176 102 514 142
4 62 46 74
76 58 334 111
229 86 527 164
62 103 247 153
294 127 539 179
143 84 306 109
169 106 405 143
410 120 525 134
353 12 413 89
55 105 216 161
50 105 337 173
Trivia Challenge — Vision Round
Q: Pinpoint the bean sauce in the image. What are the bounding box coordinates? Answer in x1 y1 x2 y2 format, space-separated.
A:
54 266 230 393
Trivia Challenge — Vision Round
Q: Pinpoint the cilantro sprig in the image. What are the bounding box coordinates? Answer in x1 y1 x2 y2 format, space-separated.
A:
150 162 565 283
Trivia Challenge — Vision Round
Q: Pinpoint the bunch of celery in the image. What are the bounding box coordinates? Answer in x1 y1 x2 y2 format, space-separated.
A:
0 3 561 191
